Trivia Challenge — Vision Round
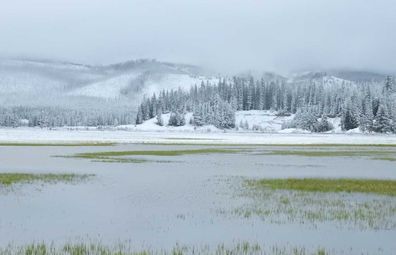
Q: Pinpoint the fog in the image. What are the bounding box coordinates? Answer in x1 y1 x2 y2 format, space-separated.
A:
1 0 395 74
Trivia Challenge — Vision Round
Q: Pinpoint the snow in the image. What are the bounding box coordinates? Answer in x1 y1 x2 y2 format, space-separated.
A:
0 70 66 94
0 109 394 145
0 127 395 145
235 110 294 132
327 117 342 132
346 127 363 134
278 128 311 134
128 110 365 135
120 112 220 132
142 73 218 96
69 73 139 99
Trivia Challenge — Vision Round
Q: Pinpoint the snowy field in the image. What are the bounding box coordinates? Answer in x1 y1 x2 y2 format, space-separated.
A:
1 127 396 145
1 110 395 145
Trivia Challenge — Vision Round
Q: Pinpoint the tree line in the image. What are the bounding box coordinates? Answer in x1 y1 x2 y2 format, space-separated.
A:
0 106 135 127
136 76 396 133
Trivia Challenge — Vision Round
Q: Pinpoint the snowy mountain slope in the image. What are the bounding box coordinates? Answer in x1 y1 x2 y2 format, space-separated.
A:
1 57 388 105
0 70 66 94
0 58 217 105
290 70 388 83
142 73 219 97
68 73 141 99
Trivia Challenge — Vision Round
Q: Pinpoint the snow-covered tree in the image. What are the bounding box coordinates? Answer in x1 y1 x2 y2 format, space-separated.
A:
168 111 185 127
373 104 392 133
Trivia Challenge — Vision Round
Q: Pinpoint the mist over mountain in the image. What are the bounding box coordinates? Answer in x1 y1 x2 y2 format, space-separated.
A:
0 57 393 128
0 58 215 105
1 57 390 108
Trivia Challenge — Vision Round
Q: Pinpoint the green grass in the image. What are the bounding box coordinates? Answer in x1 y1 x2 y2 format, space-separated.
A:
0 173 93 186
226 178 396 229
247 178 396 196
0 242 334 255
263 149 396 159
58 148 240 164
0 142 114 146
373 157 396 162
74 148 238 158
138 143 396 147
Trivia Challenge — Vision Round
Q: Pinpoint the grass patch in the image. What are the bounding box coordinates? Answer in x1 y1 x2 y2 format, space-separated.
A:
91 158 175 164
373 157 396 162
226 178 396 230
0 242 335 255
61 148 240 163
74 148 238 158
247 178 396 196
57 148 240 164
0 142 114 146
263 149 396 159
139 143 396 147
0 173 92 187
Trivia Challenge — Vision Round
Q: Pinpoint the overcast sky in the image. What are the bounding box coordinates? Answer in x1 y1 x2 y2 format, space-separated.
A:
1 0 395 74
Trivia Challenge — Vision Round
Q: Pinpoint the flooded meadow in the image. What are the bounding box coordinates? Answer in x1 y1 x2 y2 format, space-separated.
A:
0 144 395 254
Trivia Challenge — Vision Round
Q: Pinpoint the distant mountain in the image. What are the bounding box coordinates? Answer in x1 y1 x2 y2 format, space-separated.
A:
0 58 217 109
0 57 391 125
326 70 388 82
290 70 389 83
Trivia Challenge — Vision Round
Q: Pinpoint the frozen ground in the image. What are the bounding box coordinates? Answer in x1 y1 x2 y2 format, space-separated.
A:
0 110 394 145
0 127 396 145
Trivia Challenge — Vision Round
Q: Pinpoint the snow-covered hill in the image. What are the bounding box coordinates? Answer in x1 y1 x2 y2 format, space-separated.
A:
0 58 217 106
0 57 392 128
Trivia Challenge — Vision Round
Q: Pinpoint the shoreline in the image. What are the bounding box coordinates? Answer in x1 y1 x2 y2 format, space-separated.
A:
0 128 396 145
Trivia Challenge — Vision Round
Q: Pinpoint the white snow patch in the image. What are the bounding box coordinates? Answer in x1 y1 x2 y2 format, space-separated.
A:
0 128 395 145
346 127 362 134
120 112 220 132
327 117 342 133
236 110 295 132
0 71 65 94
278 128 311 134
143 74 219 96
69 73 139 99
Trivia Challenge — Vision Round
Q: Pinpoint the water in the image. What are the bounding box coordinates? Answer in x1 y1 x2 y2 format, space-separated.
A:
0 144 395 253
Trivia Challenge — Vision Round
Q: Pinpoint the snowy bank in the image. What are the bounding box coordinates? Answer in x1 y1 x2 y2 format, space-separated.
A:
0 128 396 145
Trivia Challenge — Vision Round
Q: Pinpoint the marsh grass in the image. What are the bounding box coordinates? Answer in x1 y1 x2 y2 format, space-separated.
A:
263 149 396 158
0 173 93 187
59 148 241 163
228 178 396 230
0 242 334 255
92 158 175 164
139 143 396 147
248 178 396 196
75 148 239 157
0 142 114 146
373 157 396 162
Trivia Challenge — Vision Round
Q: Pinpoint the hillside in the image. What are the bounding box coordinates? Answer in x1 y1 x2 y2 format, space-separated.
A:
0 58 217 126
0 58 216 103
0 57 393 128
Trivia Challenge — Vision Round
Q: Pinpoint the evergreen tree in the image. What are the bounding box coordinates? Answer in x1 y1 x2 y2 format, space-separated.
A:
373 104 392 133
168 111 185 126
383 76 394 94
136 106 143 124
342 109 359 131
156 112 164 126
